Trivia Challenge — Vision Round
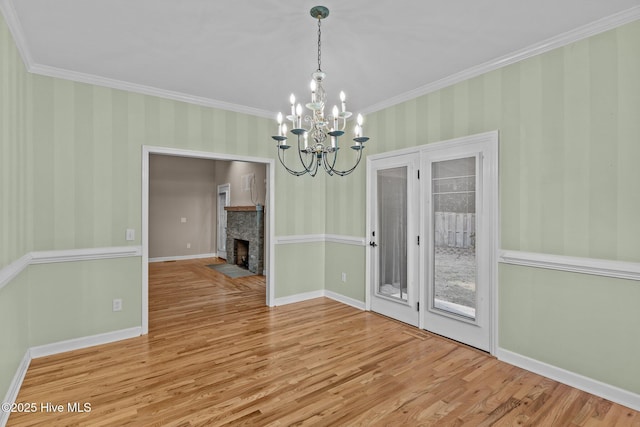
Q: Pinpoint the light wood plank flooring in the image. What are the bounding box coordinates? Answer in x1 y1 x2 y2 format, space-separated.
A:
8 258 640 426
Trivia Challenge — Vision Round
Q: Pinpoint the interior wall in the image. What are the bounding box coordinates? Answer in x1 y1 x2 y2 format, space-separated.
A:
214 160 267 207
0 11 30 269
0 13 31 404
1 6 328 403
149 155 216 259
148 156 267 259
324 20 640 395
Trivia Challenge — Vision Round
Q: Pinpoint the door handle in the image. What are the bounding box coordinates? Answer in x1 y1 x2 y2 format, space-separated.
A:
369 241 378 247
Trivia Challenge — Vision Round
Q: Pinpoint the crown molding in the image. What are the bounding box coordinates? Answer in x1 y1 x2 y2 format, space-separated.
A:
27 64 275 119
362 5 640 115
0 0 273 119
0 0 33 65
3 1 639 118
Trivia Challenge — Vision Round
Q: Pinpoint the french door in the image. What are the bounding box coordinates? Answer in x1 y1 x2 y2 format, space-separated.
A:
367 154 420 327
367 132 498 352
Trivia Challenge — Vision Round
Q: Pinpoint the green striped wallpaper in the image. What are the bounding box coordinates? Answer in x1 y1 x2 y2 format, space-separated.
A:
3 9 640 401
0 15 31 269
323 20 640 395
326 21 640 262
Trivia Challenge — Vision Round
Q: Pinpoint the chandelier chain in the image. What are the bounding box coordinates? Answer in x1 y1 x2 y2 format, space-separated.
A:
317 18 322 72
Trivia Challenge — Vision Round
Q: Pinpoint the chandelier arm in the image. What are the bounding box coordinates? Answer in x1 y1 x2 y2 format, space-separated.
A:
296 135 316 173
309 157 320 177
326 147 364 177
277 147 310 176
322 148 338 175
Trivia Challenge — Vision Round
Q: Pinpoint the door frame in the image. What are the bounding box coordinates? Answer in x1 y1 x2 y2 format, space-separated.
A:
217 183 231 259
366 131 499 354
367 153 421 327
142 146 276 335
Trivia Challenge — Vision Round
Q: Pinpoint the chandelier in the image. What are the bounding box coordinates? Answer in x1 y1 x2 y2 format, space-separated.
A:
272 6 370 177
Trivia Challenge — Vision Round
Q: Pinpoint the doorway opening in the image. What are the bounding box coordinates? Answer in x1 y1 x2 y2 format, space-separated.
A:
142 146 276 334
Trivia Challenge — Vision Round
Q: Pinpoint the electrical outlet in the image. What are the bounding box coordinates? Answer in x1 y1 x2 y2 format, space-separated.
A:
341 272 347 282
112 299 122 312
181 217 187 223
187 243 191 249
125 228 135 241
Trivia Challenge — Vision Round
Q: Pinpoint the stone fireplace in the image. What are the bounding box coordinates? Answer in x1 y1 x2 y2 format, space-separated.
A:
224 205 264 274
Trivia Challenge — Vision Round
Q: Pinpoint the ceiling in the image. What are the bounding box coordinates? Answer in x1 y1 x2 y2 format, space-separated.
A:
4 0 640 118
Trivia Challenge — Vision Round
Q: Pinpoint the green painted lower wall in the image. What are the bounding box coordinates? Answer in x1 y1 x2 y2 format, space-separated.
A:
0 257 141 401
500 264 640 394
274 243 324 298
324 243 366 302
28 258 141 346
0 271 30 401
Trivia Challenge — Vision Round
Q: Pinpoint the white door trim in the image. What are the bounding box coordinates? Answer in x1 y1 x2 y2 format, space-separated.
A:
367 154 421 327
217 183 231 259
142 146 276 334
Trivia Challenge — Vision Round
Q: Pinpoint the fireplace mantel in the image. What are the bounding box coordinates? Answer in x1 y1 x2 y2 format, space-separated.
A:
224 205 264 212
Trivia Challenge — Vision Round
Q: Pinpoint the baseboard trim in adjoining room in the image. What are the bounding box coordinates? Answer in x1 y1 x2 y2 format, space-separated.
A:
497 348 640 412
149 253 217 263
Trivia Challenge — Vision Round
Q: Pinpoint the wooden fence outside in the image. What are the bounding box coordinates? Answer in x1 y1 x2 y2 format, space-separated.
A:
434 212 476 249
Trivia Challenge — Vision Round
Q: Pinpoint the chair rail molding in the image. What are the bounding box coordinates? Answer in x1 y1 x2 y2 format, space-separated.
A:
275 234 366 246
0 247 143 291
499 250 640 281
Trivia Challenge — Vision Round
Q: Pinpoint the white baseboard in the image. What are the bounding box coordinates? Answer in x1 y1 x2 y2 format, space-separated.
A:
148 253 217 263
273 290 324 306
497 348 640 412
273 289 366 311
325 290 366 310
0 350 31 427
30 327 142 359
1 327 142 426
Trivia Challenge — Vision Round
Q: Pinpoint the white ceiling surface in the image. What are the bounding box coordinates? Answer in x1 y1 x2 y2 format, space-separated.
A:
8 0 640 118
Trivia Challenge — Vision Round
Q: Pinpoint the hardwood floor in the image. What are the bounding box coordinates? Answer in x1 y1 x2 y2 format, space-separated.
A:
8 258 640 426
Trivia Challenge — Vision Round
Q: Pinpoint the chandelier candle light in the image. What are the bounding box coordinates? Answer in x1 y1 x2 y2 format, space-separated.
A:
272 6 370 177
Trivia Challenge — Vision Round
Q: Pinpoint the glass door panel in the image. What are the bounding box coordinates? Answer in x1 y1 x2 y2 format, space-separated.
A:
431 157 477 320
377 167 408 301
422 134 498 353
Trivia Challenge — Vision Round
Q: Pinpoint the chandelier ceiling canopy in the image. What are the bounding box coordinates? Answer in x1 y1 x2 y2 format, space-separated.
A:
272 6 370 177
